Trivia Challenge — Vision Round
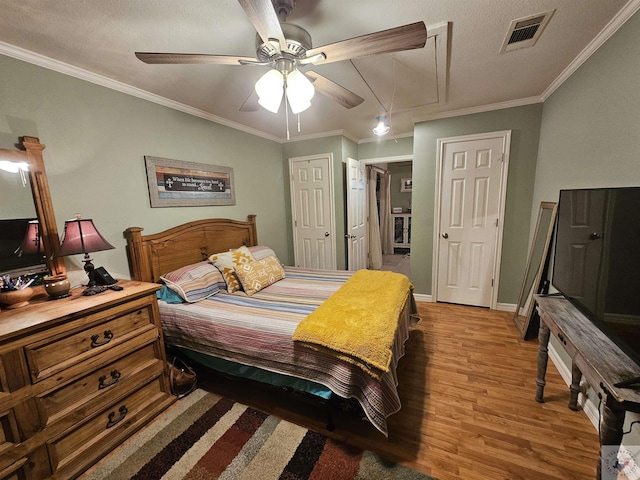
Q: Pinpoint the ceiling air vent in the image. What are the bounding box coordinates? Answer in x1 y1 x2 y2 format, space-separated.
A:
500 10 555 53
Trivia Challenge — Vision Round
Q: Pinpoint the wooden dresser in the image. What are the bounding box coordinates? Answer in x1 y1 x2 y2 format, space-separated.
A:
0 280 175 479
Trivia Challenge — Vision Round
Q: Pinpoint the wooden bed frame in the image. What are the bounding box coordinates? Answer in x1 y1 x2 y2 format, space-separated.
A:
124 215 258 282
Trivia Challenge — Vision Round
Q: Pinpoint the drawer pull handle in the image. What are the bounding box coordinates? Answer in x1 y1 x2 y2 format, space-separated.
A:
106 405 128 429
91 330 114 348
98 369 121 389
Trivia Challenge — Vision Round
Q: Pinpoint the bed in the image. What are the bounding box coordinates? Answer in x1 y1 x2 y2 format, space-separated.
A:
124 215 418 436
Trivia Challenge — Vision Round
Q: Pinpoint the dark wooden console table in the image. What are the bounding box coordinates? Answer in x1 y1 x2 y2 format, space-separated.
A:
535 295 640 479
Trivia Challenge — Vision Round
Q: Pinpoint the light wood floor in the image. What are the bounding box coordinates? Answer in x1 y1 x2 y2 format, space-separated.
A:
199 302 600 480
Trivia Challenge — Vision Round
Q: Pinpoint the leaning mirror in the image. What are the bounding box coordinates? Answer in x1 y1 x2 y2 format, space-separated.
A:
513 201 558 340
0 137 65 278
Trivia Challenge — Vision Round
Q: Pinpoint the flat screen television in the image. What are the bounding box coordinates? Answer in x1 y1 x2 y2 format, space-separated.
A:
0 218 47 276
552 187 640 373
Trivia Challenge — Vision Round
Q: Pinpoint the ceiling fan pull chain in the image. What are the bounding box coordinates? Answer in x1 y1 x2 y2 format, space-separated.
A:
285 92 290 140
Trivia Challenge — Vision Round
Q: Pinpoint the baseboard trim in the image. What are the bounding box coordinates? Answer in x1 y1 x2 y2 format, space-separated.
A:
413 293 433 303
496 302 516 312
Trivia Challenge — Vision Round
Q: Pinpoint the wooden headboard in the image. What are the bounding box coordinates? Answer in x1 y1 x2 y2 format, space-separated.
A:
124 215 258 283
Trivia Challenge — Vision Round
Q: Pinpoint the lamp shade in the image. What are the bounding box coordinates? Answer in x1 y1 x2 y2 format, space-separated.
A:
285 69 314 114
57 218 114 256
255 69 284 113
15 220 43 256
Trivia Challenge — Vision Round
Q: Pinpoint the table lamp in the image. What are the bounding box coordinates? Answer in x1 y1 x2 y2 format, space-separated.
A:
57 215 114 291
15 220 72 299
15 219 44 256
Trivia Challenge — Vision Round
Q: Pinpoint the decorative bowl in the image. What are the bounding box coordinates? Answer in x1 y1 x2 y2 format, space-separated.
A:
44 275 71 299
0 287 34 309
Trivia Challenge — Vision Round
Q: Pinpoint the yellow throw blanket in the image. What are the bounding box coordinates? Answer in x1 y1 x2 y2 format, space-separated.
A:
292 269 412 380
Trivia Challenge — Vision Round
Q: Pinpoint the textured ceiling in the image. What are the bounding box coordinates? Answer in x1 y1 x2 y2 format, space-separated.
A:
0 0 635 142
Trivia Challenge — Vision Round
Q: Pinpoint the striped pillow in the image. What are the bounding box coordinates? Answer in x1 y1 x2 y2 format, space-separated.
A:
248 245 280 262
235 255 286 296
160 261 224 302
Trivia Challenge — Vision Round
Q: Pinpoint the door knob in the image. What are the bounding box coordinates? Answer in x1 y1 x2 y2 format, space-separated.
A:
441 232 449 239
590 232 601 240
324 232 330 237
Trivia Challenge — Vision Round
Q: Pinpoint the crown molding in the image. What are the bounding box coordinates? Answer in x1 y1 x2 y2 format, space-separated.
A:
282 128 360 144
542 0 640 100
412 96 544 125
0 41 282 143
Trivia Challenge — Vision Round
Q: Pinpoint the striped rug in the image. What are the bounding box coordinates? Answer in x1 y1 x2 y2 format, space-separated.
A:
81 389 435 480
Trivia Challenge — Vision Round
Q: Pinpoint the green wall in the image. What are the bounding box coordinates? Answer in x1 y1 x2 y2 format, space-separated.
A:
358 136 413 159
0 55 286 282
412 104 544 301
533 10 640 209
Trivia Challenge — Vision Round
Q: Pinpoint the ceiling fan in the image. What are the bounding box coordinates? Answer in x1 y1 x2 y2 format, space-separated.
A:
135 0 427 114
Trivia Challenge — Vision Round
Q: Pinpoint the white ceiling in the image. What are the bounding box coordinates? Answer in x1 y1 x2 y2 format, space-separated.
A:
0 0 636 143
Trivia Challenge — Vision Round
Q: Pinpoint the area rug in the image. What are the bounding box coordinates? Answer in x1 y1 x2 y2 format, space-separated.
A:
81 389 435 480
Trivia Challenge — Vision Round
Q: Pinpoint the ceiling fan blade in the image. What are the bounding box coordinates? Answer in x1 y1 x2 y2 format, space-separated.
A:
239 90 260 111
135 52 255 65
305 71 364 109
306 21 427 65
237 0 287 51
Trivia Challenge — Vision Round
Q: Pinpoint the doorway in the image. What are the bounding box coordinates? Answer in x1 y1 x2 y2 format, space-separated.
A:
432 131 511 309
364 157 412 272
289 153 337 269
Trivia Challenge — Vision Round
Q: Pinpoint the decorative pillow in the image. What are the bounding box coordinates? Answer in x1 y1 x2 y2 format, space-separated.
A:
248 245 281 263
209 246 256 293
235 255 286 296
159 261 224 302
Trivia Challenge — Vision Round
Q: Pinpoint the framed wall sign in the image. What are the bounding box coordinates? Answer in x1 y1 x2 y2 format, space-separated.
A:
144 156 235 207
400 177 412 192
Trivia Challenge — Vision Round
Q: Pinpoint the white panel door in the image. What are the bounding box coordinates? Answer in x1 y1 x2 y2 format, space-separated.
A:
436 133 509 307
289 154 336 269
346 157 367 271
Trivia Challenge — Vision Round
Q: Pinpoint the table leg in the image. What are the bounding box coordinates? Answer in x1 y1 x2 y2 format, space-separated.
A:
597 399 625 480
536 322 550 403
569 362 582 411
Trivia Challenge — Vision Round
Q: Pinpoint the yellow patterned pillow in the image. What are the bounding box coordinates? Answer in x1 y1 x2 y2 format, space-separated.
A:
235 255 285 296
209 246 256 293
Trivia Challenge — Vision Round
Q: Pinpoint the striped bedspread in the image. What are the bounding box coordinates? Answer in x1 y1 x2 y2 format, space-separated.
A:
158 266 417 436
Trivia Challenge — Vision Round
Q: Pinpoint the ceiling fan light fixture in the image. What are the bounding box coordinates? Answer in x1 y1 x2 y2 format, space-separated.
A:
285 69 315 114
373 116 391 136
286 69 316 114
255 69 284 113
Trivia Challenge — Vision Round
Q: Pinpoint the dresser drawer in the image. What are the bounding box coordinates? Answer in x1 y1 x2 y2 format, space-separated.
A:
25 300 157 383
0 351 29 394
0 399 47 476
36 342 163 428
0 446 50 480
47 376 167 476
0 408 20 461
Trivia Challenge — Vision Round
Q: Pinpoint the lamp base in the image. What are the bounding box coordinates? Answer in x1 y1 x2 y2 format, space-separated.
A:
44 275 71 299
82 285 108 296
